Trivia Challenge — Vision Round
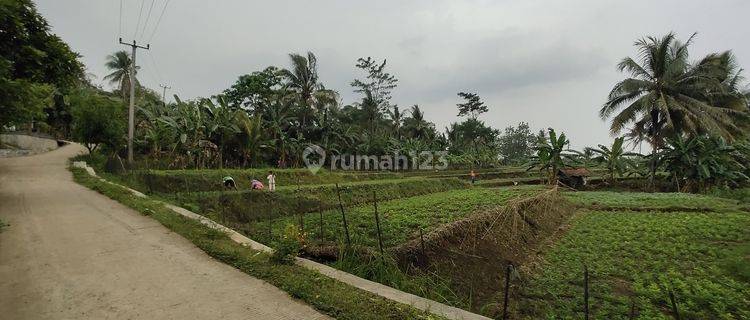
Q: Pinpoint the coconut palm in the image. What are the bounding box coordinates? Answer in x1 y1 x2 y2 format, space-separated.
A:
279 52 338 128
600 32 748 185
403 105 432 139
104 51 139 101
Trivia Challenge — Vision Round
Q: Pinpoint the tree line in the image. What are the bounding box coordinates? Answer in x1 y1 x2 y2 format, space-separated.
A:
2 1 749 191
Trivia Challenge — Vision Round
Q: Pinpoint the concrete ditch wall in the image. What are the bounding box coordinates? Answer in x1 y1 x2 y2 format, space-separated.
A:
0 134 60 155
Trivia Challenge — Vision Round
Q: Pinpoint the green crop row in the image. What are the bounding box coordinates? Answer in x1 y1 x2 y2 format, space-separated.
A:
123 168 410 193
517 208 750 319
174 177 470 223
564 190 744 212
245 185 547 248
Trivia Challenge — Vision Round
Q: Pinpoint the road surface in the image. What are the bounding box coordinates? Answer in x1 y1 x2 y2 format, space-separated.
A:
0 143 329 320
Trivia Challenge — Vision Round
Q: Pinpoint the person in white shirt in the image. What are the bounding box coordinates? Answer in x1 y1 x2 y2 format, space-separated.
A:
267 170 276 192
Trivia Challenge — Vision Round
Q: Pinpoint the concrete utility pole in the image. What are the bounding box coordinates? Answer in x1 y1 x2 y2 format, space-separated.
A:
119 38 149 165
159 84 171 107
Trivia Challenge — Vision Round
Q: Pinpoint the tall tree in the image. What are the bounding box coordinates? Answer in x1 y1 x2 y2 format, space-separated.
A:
351 57 398 133
600 32 748 185
104 51 138 102
279 52 337 128
403 105 433 139
456 92 488 119
498 122 536 164
0 0 83 130
223 66 282 112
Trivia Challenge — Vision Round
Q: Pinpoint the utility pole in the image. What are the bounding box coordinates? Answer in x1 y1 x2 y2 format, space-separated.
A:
159 84 171 107
119 38 149 165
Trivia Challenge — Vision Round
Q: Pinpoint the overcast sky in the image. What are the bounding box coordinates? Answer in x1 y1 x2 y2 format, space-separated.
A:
36 0 749 149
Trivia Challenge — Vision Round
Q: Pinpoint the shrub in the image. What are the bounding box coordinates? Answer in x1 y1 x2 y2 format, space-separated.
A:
69 88 126 153
271 224 304 264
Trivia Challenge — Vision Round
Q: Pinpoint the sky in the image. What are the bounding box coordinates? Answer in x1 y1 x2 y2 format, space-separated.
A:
35 0 750 149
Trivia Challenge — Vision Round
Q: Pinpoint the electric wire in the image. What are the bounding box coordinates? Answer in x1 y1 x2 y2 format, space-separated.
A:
147 0 171 44
133 0 146 41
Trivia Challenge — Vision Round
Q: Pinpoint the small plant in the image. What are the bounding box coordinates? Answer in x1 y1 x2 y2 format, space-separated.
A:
271 224 305 264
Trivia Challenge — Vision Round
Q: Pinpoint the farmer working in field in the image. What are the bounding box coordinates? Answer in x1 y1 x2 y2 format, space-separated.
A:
251 179 264 190
470 170 477 184
223 176 237 190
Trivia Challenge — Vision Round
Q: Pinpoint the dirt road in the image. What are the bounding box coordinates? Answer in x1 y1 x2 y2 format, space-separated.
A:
0 143 329 320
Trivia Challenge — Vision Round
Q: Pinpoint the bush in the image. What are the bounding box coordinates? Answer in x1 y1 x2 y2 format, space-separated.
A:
69 88 126 153
270 224 304 264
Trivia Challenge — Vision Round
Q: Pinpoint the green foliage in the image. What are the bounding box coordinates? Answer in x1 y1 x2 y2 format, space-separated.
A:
601 32 749 157
69 88 126 153
222 66 282 111
0 0 83 130
520 207 750 319
564 190 743 212
659 136 748 192
587 137 640 183
445 118 500 167
0 0 84 89
103 51 137 101
527 128 574 184
182 177 468 222
456 92 488 119
497 122 536 165
271 224 304 264
254 186 543 248
0 68 53 127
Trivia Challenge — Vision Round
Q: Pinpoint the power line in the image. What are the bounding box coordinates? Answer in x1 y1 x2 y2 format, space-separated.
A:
138 0 156 42
133 0 145 40
147 0 171 44
147 50 164 83
118 0 123 38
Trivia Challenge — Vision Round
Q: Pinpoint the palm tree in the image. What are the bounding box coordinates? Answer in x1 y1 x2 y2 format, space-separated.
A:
588 137 638 183
387 105 403 139
600 32 748 185
403 105 432 139
104 51 139 101
279 52 337 128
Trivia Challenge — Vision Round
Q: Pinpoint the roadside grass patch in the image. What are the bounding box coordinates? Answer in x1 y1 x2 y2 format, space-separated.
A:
517 208 750 319
70 167 444 320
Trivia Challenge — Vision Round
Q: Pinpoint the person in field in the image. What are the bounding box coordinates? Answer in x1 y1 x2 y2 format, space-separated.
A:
267 170 276 192
470 170 477 184
223 176 237 190
251 179 264 190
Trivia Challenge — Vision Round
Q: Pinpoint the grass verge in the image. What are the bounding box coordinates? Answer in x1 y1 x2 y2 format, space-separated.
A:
70 167 444 320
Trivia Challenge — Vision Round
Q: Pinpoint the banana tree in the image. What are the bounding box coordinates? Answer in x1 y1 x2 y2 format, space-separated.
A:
527 128 573 185
588 137 639 183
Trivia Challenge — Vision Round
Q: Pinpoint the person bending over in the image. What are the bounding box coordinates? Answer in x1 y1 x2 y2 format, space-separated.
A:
223 176 237 190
